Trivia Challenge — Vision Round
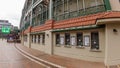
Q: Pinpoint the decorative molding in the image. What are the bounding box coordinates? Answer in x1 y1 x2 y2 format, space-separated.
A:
31 20 54 32
22 11 120 34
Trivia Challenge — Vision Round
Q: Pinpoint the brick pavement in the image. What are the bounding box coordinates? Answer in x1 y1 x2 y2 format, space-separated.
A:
15 44 108 68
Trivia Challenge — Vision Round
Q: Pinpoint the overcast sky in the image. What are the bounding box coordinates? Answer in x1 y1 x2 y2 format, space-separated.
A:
0 0 25 28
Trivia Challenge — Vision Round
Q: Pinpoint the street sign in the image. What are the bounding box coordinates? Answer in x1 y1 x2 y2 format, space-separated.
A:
1 26 10 34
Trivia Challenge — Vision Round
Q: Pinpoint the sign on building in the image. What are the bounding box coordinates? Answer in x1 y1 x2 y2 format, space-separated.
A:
1 26 10 34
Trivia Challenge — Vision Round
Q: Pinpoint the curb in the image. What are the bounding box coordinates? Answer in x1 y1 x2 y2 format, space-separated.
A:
15 45 65 68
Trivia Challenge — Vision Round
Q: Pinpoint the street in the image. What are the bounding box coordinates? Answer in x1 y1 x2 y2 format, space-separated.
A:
0 39 109 68
0 39 45 68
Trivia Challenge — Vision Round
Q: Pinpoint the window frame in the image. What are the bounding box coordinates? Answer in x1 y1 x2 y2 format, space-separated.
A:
31 35 33 43
56 33 60 45
60 36 64 45
34 35 36 43
38 35 40 44
70 36 76 46
84 35 90 47
42 34 45 45
65 33 70 45
91 31 99 50
76 32 83 47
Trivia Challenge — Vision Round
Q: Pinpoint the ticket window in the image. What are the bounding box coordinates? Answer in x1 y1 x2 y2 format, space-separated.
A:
31 35 33 43
56 34 60 45
91 32 99 50
65 33 70 45
42 34 45 44
38 35 40 43
77 33 83 46
34 35 36 43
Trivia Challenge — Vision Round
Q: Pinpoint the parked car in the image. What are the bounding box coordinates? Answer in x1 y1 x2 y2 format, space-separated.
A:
7 37 14 42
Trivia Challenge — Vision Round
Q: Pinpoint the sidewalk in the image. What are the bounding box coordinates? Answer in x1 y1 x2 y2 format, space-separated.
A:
15 44 106 68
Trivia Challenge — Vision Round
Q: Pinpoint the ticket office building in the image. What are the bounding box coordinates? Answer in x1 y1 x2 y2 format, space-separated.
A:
21 0 120 66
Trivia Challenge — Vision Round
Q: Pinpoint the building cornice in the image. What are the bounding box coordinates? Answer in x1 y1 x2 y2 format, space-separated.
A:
23 11 120 34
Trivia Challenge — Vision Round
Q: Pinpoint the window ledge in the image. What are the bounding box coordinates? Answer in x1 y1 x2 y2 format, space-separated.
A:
76 46 85 49
90 49 102 52
56 44 61 47
64 45 71 48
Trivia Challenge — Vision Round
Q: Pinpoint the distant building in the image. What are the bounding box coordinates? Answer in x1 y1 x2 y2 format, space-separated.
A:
0 20 13 38
0 20 13 30
12 26 18 30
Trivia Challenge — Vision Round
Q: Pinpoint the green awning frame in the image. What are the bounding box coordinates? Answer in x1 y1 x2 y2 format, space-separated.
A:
52 25 105 32
30 31 45 35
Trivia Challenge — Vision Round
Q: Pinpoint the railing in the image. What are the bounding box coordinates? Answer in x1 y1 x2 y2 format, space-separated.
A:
53 1 63 7
32 10 48 27
33 0 38 4
27 4 32 11
20 22 30 31
32 18 46 27
20 27 24 31
54 4 106 21
24 21 30 30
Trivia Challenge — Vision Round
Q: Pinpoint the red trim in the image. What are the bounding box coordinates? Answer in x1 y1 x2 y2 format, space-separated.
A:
31 20 54 33
23 11 120 34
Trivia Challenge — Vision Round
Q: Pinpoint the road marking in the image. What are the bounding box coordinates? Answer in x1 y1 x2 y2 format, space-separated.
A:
15 45 65 68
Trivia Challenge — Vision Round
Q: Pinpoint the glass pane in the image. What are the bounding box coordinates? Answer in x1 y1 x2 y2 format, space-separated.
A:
56 34 60 44
78 0 84 9
65 33 70 45
42 34 45 44
91 32 99 50
84 0 96 8
77 33 83 46
69 0 77 11
38 35 40 43
96 0 104 5
34 35 36 43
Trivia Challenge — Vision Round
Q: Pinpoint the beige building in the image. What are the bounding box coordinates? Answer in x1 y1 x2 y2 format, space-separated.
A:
20 0 120 66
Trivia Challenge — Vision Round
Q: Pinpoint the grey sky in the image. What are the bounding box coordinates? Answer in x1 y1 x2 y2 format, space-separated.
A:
0 0 25 28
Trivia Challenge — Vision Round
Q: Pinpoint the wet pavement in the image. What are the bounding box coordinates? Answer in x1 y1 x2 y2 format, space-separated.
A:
0 39 45 68
0 39 119 68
